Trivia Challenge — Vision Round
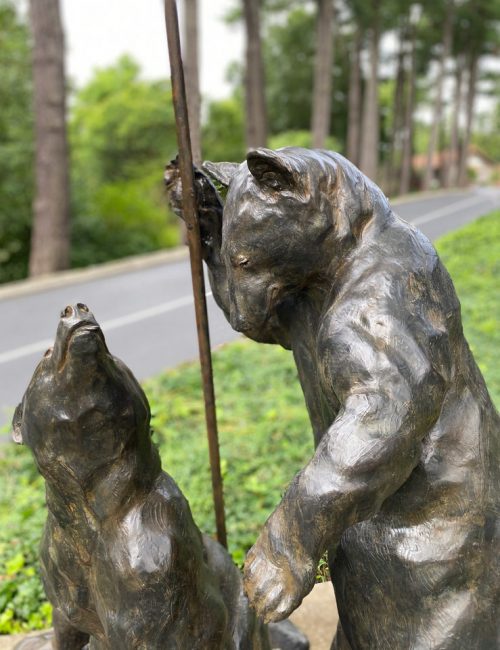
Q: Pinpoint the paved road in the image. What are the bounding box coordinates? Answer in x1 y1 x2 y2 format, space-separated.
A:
1 187 499 430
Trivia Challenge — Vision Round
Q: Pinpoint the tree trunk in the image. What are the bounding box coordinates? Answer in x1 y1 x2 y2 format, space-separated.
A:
359 6 380 182
385 21 407 194
457 52 478 187
399 20 418 196
422 0 454 191
443 56 463 187
184 0 201 165
346 28 362 166
243 0 267 149
29 0 70 276
311 0 335 148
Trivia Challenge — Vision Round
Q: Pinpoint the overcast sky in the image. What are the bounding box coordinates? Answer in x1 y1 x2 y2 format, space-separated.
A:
60 0 243 99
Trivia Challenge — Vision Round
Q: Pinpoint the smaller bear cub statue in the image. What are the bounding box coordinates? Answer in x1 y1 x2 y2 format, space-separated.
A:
12 303 272 650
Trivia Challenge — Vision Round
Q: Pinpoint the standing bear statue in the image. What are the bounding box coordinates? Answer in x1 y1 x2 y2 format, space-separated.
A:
166 147 499 650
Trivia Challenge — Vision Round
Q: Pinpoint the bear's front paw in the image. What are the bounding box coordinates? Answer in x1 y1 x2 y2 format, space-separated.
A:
243 526 315 623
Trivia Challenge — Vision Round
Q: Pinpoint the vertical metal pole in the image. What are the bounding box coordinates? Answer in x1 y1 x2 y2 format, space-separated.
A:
164 0 227 548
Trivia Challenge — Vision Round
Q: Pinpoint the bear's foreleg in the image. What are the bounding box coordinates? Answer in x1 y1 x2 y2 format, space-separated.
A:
244 318 447 622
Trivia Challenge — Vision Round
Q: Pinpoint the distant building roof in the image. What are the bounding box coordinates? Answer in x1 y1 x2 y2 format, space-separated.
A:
412 146 494 171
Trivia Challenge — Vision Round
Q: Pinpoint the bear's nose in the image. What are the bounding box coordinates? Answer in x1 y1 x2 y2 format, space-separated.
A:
60 303 91 321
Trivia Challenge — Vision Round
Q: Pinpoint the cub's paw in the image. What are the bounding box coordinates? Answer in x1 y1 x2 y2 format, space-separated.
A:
164 160 183 218
243 527 315 623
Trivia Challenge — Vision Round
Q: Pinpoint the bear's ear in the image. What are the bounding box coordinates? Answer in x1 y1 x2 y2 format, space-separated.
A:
202 161 240 188
246 148 296 190
12 401 24 445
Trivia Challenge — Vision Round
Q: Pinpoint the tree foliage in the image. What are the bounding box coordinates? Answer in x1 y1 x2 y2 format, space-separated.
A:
265 8 350 149
0 1 33 283
69 56 180 266
202 97 246 162
1 0 499 284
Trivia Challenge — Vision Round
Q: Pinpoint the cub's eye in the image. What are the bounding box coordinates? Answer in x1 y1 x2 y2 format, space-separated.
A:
236 256 249 268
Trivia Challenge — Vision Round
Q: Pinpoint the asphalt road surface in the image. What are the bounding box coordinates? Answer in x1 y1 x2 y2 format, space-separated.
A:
1 187 499 431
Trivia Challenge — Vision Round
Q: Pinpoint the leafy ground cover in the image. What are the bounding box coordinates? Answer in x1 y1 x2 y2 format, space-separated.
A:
0 209 498 633
435 210 500 405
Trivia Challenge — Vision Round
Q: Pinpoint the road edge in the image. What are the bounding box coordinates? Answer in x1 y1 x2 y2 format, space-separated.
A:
0 188 479 302
0 246 189 302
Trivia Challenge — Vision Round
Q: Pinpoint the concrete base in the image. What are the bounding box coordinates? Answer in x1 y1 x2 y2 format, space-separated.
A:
289 582 338 650
0 631 52 650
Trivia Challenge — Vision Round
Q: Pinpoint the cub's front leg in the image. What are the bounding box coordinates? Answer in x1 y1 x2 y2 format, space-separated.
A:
244 511 317 623
244 302 448 622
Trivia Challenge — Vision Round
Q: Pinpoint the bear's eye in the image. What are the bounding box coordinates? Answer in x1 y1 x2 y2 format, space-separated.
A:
236 255 249 268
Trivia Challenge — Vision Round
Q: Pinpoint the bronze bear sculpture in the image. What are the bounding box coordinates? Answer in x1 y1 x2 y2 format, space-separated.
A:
166 147 500 649
12 304 271 650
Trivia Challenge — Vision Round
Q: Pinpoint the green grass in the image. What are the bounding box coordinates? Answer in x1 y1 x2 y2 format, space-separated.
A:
0 209 498 633
144 340 310 561
435 210 500 405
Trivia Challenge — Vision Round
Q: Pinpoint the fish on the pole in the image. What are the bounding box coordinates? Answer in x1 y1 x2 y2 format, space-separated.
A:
163 0 227 548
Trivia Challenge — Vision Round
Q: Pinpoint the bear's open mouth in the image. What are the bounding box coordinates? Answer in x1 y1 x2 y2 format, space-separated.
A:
70 323 100 338
67 322 102 344
57 322 105 369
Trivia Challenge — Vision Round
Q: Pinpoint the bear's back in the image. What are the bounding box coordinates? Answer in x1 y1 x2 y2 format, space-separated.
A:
326 210 498 501
326 211 499 648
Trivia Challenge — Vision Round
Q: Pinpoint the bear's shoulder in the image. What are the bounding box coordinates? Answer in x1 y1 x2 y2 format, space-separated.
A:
101 473 204 580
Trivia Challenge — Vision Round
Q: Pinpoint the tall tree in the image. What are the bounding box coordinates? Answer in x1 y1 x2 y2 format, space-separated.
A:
183 0 201 165
28 0 70 276
346 28 362 165
399 5 420 195
443 56 463 187
457 51 478 186
311 0 335 148
358 1 381 181
243 0 267 148
455 0 499 185
385 17 408 194
264 9 317 134
422 0 454 190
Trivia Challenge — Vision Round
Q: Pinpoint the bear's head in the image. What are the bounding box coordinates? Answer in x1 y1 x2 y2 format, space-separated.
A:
12 304 153 486
204 147 385 340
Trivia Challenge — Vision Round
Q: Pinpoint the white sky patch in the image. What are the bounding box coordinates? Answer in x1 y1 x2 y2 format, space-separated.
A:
60 0 243 101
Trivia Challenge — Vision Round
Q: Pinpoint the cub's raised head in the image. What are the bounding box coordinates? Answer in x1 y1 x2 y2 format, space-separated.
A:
204 147 385 340
12 304 151 483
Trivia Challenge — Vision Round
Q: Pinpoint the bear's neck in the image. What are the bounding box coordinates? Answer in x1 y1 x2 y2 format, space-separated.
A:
45 445 161 530
282 202 392 347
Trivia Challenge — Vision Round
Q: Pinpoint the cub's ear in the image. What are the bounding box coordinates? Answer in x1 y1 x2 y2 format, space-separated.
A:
202 161 240 188
12 401 24 445
246 148 296 190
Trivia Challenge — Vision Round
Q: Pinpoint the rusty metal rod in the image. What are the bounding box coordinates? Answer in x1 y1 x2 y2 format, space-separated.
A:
164 0 227 548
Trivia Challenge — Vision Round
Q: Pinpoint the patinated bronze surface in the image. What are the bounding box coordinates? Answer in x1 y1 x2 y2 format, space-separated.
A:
166 147 500 649
12 304 270 650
